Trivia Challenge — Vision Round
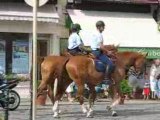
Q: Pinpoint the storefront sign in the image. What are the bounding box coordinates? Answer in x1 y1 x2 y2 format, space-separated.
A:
118 47 160 59
0 40 6 73
12 40 29 74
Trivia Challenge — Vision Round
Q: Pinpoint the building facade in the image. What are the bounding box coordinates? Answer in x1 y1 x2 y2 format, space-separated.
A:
66 0 160 72
0 0 69 75
1 0 160 76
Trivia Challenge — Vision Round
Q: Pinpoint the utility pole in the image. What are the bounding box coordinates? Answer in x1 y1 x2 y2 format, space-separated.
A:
24 0 48 119
32 0 38 119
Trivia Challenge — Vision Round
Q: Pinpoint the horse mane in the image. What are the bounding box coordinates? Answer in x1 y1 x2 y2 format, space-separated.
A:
116 51 147 74
116 51 146 60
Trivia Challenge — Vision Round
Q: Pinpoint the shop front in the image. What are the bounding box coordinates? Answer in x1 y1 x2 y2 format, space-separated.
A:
67 9 160 47
0 33 29 74
0 3 69 75
67 9 160 72
119 47 160 59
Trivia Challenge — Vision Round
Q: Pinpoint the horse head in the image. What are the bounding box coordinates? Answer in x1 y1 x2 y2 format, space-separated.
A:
102 44 119 63
133 52 148 74
103 44 118 53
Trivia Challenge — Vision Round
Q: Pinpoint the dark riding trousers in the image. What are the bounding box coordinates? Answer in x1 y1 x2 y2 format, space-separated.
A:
68 47 82 55
91 49 115 74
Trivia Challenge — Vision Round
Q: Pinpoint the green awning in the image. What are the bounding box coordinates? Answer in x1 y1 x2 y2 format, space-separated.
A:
118 47 160 59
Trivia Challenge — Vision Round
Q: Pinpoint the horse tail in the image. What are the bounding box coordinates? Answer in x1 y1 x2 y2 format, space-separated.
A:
53 57 70 98
53 78 58 98
30 56 45 80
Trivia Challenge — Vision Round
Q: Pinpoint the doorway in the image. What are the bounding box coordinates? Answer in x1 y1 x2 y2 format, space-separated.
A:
37 40 48 80
37 40 48 57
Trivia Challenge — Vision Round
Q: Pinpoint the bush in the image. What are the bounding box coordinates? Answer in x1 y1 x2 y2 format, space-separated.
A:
120 79 132 94
4 74 29 81
0 114 3 120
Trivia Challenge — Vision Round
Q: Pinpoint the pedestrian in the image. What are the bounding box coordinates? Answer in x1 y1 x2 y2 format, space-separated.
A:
142 73 150 100
155 67 160 99
95 81 110 98
65 82 75 102
155 77 160 99
67 23 83 56
90 20 115 80
149 59 160 99
128 66 145 99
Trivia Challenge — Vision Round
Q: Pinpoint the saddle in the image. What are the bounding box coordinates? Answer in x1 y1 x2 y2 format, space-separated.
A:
62 50 91 57
92 54 117 73
62 49 117 73
94 59 106 73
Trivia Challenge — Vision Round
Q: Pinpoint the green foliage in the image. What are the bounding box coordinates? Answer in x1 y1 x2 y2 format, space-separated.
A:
65 15 72 29
0 114 3 120
4 74 29 81
120 79 132 94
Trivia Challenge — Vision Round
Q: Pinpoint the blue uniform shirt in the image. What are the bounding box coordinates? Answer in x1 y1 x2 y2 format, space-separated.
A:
90 31 103 50
68 32 82 50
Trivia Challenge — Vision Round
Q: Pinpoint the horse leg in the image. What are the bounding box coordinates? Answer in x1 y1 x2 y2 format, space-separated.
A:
107 83 122 116
107 86 119 116
76 84 89 114
52 78 72 118
37 80 48 96
37 71 53 96
52 87 64 118
86 84 96 118
47 84 54 104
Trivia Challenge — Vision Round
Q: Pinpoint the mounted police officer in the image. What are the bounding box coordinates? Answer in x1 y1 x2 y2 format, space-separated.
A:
67 23 83 56
90 20 115 80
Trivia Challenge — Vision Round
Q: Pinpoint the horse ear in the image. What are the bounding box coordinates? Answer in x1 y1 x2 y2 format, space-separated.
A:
143 52 148 57
115 44 120 48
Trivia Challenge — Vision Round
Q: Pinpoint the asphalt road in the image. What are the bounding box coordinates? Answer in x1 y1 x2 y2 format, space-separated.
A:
0 81 160 120
0 99 160 120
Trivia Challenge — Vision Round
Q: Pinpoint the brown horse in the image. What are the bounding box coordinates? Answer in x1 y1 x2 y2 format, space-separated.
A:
38 48 147 118
53 52 147 117
107 51 147 107
38 44 118 98
37 56 70 103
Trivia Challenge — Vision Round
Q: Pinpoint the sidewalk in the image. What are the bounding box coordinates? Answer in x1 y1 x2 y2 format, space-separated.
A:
13 81 30 98
13 81 160 104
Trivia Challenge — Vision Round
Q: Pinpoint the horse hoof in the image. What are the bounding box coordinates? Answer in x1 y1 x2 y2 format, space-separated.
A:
86 115 94 118
53 115 60 118
86 113 94 118
86 110 94 118
82 108 88 113
106 106 111 111
53 112 60 118
112 111 118 117
58 110 61 114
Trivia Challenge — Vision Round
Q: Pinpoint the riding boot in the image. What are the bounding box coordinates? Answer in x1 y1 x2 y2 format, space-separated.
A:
104 66 115 85
104 66 114 84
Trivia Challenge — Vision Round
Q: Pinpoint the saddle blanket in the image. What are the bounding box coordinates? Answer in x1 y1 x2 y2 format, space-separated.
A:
94 60 106 73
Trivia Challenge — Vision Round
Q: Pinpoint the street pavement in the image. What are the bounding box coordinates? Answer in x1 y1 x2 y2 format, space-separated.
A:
0 81 160 120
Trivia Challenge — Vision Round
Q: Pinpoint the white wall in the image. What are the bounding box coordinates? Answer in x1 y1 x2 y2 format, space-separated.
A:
0 21 69 37
50 35 60 55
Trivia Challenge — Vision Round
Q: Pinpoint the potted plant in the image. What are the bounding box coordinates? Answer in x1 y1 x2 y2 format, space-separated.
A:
120 79 132 100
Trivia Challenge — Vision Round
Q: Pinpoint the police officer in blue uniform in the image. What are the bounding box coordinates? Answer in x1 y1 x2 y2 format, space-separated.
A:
91 20 115 80
67 23 83 55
